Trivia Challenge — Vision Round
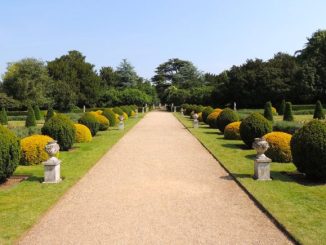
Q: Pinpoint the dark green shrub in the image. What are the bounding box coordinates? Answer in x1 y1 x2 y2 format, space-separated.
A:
239 113 272 147
279 99 286 115
102 109 117 127
45 106 55 122
264 101 273 121
0 125 21 183
121 106 132 116
113 107 124 116
185 104 196 115
78 112 100 136
33 105 41 120
283 102 294 121
25 106 36 127
41 114 76 151
216 108 239 133
0 108 8 125
291 120 326 180
202 106 214 124
313 100 325 119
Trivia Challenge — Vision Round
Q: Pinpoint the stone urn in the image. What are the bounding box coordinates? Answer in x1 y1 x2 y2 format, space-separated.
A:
118 115 125 130
193 113 199 128
43 141 61 183
252 137 271 180
181 108 184 116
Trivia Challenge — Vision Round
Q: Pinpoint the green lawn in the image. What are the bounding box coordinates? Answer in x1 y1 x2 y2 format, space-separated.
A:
0 115 143 244
175 113 326 245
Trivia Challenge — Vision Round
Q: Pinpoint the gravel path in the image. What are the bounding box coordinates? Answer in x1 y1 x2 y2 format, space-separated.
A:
19 111 291 244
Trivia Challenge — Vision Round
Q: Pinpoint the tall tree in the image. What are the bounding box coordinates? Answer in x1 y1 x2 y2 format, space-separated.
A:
100 66 119 88
115 59 139 88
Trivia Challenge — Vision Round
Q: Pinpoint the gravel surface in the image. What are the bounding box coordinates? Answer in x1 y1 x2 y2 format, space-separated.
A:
19 111 291 244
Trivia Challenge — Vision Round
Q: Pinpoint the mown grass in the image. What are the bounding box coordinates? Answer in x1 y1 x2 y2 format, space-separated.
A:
175 113 326 245
0 115 143 244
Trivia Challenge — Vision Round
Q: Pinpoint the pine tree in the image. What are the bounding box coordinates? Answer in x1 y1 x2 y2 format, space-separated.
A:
264 101 274 121
33 105 41 120
313 100 325 119
283 102 294 121
25 106 36 127
0 107 8 125
279 99 286 115
45 106 55 122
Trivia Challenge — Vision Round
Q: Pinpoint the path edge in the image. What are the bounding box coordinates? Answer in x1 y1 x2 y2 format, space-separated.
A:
173 113 300 245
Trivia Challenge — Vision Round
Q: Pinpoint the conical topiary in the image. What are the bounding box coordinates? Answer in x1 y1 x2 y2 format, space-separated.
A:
33 105 41 120
0 108 8 125
25 106 36 127
279 99 286 115
45 106 55 122
283 102 294 121
313 100 325 119
263 101 273 121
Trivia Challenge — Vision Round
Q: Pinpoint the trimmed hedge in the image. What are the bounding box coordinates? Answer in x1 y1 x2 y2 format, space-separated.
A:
291 120 326 180
216 108 239 133
25 106 36 127
113 107 124 116
45 106 55 122
202 106 214 124
283 102 294 121
42 114 76 151
0 108 8 125
264 101 273 121
0 125 21 183
206 109 222 128
102 109 117 127
240 113 272 147
74 123 92 143
33 105 41 120
90 112 109 131
78 112 100 136
313 100 325 119
224 121 241 140
264 132 292 163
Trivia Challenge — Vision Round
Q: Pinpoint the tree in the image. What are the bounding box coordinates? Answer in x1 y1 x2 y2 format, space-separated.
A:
0 93 20 110
2 58 52 105
164 86 190 105
279 99 286 115
25 106 36 127
115 59 139 88
0 108 8 125
100 66 119 88
47 50 101 109
33 105 41 120
283 102 294 121
264 101 273 121
313 100 325 119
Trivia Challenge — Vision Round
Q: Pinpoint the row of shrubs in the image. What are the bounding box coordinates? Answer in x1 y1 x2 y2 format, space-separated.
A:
0 105 138 183
181 103 326 180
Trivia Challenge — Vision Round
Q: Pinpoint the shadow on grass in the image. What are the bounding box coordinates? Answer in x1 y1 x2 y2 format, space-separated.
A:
221 143 248 150
245 154 256 160
204 131 218 135
25 176 44 183
279 171 326 186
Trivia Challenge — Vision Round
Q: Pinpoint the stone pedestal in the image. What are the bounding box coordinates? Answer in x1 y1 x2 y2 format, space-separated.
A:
254 158 272 180
142 107 145 113
193 119 199 128
43 157 61 183
174 106 177 113
118 121 124 130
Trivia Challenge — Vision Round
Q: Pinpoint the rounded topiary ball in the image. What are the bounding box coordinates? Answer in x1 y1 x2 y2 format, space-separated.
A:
103 109 117 127
42 114 76 151
20 135 54 165
240 113 272 147
74 123 92 143
78 112 100 136
113 107 124 116
202 106 214 124
90 112 109 131
206 109 222 128
290 120 326 180
224 121 241 140
264 132 292 163
216 108 239 133
0 125 21 183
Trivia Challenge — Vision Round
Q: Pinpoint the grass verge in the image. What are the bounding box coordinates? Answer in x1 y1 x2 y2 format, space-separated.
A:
174 113 326 245
0 115 143 244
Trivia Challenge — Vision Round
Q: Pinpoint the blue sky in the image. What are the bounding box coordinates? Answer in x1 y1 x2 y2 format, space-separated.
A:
0 0 325 79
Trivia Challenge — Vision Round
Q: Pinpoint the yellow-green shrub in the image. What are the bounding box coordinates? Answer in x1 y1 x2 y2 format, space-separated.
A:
264 132 292 163
198 112 203 122
74 123 92 143
90 112 109 131
95 110 103 115
271 107 278 116
123 112 128 120
224 121 241 140
207 109 222 128
131 110 136 117
20 135 54 165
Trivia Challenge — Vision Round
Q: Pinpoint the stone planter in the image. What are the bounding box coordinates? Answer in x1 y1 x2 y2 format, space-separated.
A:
193 113 199 128
118 115 124 130
43 141 61 183
252 138 271 180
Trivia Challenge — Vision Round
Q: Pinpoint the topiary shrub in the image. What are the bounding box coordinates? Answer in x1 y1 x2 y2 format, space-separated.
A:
102 109 117 127
198 112 203 122
74 123 92 143
279 99 286 115
240 113 272 147
313 100 325 119
33 105 41 120
123 112 128 120
263 132 292 163
42 114 76 151
113 107 124 116
271 107 278 116
0 108 8 125
120 106 132 116
78 112 100 136
291 120 326 180
45 106 55 122
216 108 239 133
202 106 214 124
25 106 36 127
90 112 109 131
224 121 241 140
20 135 54 165
264 101 273 121
0 125 21 183
206 109 222 128
283 102 294 121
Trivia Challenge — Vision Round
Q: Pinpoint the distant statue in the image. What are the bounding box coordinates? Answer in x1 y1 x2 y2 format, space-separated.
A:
233 102 237 111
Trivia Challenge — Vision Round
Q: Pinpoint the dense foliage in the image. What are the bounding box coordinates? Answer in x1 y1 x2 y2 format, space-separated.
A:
102 109 117 127
283 102 294 121
313 100 325 119
78 112 100 136
264 102 273 121
202 106 214 123
0 108 8 125
216 108 239 133
224 121 241 140
74 123 92 143
264 132 292 163
291 120 326 180
25 106 36 127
